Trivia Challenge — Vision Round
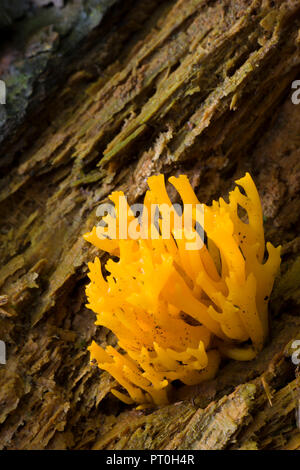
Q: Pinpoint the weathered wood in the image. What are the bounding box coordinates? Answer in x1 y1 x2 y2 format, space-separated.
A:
0 0 300 450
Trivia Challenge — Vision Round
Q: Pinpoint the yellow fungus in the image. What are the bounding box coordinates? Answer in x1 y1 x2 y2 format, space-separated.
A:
84 173 281 405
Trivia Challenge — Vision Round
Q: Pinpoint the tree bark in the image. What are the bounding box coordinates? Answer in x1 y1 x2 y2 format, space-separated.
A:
0 0 300 450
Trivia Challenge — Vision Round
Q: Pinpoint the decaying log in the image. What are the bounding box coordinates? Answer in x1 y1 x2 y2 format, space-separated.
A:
0 0 300 450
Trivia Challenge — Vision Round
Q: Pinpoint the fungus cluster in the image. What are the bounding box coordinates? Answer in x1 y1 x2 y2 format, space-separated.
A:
84 173 281 405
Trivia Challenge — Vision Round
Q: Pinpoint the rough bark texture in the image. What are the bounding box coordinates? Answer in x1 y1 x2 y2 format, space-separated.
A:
0 0 300 450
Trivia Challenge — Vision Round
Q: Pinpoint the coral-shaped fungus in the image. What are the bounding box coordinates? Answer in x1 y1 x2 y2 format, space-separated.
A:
84 173 281 406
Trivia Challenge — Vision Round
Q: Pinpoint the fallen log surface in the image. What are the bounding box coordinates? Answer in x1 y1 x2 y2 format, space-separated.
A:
0 0 300 450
